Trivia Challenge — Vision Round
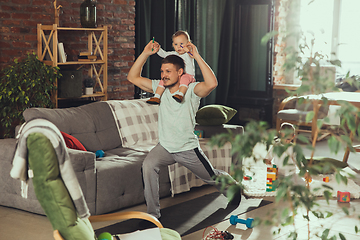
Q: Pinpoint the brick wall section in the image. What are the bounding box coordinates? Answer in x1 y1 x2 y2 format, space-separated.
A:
1 0 285 116
0 0 136 100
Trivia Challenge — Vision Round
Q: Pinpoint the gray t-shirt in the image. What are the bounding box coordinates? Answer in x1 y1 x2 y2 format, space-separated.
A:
152 80 201 153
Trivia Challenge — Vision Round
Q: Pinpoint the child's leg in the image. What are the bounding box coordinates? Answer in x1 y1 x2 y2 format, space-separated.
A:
147 80 165 104
153 85 165 99
178 74 195 95
173 74 195 103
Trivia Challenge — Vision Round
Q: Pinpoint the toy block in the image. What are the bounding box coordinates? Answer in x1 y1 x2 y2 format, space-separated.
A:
267 172 277 181
194 130 203 138
267 165 278 173
266 165 278 192
337 191 350 203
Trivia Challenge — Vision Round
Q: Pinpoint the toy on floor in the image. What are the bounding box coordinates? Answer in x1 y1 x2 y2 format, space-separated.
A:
229 215 254 229
323 176 329 182
202 226 234 239
337 191 350 203
243 175 252 180
266 164 278 192
98 232 113 240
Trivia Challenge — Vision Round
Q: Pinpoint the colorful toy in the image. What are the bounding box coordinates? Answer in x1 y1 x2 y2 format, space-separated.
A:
266 164 278 192
98 232 113 240
202 226 234 240
323 176 329 182
229 215 254 228
96 150 105 158
243 175 252 180
194 130 203 138
337 191 350 203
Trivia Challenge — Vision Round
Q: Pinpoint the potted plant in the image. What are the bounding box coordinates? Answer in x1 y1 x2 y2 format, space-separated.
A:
84 76 95 95
0 52 61 138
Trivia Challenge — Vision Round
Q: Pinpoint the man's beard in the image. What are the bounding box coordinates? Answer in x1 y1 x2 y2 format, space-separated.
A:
162 78 177 88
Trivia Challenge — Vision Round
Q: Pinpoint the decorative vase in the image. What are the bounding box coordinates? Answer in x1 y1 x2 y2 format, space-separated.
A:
85 87 93 95
80 0 97 28
84 76 95 95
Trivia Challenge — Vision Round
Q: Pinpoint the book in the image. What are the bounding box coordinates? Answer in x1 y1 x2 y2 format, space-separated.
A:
58 43 67 63
78 55 97 61
79 51 93 56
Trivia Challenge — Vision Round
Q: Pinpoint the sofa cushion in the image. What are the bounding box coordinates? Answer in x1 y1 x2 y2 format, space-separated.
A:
194 124 244 138
23 101 121 152
195 104 237 126
107 99 159 150
61 131 87 151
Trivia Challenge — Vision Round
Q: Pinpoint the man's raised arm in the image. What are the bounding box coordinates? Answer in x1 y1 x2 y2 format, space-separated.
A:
188 42 218 98
127 40 160 93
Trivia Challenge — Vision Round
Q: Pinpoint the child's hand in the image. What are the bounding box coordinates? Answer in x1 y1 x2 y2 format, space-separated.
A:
180 44 193 56
185 42 198 58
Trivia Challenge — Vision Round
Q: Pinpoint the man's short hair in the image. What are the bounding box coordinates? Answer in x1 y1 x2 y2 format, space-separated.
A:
161 55 185 72
172 30 191 42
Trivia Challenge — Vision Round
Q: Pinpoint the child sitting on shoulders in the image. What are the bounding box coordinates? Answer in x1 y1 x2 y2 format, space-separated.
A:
147 30 195 104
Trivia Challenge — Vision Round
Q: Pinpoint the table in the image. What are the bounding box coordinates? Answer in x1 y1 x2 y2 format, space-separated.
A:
322 92 360 108
304 92 360 162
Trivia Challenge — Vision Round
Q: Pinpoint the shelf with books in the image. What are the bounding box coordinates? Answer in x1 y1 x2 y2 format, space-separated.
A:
37 24 108 107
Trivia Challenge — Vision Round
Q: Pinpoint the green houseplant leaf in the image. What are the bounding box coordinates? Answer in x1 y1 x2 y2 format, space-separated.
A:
0 52 61 138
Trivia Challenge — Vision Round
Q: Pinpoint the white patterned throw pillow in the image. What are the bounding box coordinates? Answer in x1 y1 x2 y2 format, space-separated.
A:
107 99 159 151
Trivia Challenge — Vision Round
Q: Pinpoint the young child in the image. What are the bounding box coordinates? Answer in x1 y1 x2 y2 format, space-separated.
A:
264 123 307 185
146 30 195 104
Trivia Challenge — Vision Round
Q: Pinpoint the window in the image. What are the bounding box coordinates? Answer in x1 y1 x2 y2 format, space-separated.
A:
299 0 360 76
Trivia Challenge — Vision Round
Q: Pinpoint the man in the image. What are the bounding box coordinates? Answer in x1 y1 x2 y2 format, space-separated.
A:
127 40 240 219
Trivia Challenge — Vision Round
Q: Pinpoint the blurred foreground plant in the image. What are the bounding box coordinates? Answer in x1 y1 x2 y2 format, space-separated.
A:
211 0 360 239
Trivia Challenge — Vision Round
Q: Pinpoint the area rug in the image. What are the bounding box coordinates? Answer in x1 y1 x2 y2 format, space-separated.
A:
95 192 272 236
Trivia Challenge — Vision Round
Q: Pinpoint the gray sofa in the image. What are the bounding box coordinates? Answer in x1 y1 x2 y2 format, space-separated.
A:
0 99 243 216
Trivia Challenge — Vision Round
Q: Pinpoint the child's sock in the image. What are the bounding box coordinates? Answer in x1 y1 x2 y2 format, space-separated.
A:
177 92 184 97
154 93 161 99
